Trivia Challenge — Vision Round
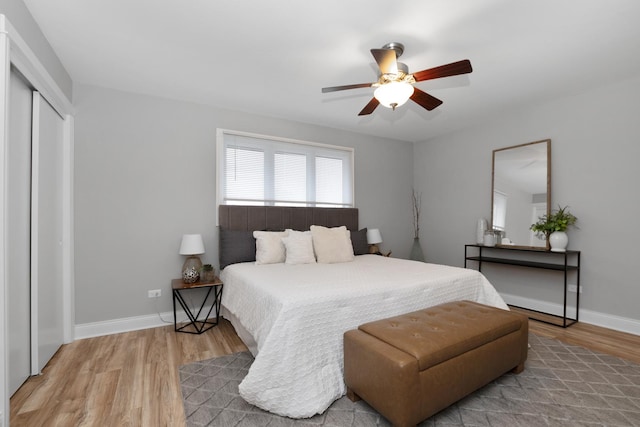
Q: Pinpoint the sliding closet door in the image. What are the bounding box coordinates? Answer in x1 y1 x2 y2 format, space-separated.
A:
31 92 64 374
7 68 33 395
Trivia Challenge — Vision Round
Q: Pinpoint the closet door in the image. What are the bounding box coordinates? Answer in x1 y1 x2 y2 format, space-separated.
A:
7 69 33 395
31 92 64 374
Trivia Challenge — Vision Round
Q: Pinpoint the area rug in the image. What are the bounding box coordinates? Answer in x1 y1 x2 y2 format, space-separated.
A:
179 334 640 426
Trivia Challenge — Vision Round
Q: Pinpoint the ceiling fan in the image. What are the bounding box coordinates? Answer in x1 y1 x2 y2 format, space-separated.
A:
321 42 472 116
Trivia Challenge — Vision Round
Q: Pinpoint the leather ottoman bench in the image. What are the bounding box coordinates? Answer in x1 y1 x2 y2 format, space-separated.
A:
343 300 528 427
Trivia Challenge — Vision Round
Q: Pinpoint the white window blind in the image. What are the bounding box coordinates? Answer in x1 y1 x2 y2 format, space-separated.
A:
225 147 264 205
315 156 343 206
217 130 354 207
274 152 307 206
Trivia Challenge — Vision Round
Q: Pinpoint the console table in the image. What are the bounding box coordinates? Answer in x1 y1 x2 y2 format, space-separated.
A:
464 244 581 327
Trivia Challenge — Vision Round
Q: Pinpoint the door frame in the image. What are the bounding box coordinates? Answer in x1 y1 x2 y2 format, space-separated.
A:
0 14 74 426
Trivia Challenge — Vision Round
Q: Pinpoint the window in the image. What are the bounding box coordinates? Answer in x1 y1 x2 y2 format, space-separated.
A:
315 156 343 207
217 129 354 208
225 146 264 205
274 152 306 206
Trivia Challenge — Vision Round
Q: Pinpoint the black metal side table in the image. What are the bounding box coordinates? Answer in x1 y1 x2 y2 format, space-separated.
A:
172 277 223 334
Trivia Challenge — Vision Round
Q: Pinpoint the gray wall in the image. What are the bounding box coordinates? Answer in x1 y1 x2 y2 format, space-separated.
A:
0 0 73 100
74 84 414 325
413 74 640 324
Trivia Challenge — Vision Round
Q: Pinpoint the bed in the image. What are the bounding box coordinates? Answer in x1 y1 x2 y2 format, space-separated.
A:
218 206 508 418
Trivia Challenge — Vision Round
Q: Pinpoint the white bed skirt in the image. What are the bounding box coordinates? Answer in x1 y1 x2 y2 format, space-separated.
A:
220 306 258 356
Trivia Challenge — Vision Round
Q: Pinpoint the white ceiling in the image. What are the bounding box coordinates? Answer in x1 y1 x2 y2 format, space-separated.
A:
23 0 640 142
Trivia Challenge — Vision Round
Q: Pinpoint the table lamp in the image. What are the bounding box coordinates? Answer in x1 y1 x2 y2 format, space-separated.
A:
366 229 383 254
179 234 205 283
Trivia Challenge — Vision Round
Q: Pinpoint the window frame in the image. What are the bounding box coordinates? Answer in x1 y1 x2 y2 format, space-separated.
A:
216 128 355 213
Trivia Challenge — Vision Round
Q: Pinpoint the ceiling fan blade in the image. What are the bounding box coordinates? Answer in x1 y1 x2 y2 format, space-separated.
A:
410 87 443 111
371 48 398 75
321 83 374 93
358 98 380 116
412 59 473 82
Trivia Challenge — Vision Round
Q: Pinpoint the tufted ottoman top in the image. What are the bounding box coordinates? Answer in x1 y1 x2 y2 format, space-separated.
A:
358 300 525 371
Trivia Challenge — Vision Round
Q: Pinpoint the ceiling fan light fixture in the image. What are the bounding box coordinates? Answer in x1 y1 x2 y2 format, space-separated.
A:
374 81 414 110
321 42 472 116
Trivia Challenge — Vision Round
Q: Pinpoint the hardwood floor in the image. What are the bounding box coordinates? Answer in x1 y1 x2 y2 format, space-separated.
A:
528 319 640 364
10 319 247 427
10 318 640 426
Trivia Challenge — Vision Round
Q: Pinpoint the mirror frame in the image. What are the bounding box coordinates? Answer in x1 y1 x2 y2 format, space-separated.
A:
491 139 551 249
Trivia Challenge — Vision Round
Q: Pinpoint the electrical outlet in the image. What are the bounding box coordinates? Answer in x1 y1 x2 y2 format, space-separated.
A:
148 289 161 298
567 285 582 293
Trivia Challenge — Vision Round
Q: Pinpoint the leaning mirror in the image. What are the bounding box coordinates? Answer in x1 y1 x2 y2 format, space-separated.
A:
491 139 551 249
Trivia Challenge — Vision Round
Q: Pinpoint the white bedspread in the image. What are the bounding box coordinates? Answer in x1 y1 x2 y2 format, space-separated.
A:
220 255 508 418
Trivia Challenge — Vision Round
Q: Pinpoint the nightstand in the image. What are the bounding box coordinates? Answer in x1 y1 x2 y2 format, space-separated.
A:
172 277 223 334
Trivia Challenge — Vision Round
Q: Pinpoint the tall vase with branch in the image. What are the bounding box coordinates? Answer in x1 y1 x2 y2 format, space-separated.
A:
410 189 425 261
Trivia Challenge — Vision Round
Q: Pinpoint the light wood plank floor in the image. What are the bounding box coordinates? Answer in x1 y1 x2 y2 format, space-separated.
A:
10 318 640 426
10 319 247 427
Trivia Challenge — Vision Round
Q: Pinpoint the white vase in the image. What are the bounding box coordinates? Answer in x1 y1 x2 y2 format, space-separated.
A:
549 231 568 252
476 218 487 244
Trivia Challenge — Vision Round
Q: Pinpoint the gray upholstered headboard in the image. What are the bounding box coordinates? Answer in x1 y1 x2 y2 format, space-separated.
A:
218 206 361 269
219 206 359 231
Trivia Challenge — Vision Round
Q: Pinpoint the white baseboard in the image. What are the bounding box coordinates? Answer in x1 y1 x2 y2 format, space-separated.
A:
501 293 640 335
74 308 209 340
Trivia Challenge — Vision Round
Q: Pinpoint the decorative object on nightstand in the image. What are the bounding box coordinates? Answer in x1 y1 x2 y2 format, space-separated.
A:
366 228 383 254
530 205 578 252
201 264 216 282
410 189 425 261
179 234 205 283
366 229 391 257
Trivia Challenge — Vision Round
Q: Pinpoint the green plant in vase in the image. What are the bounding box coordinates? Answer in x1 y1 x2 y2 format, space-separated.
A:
200 264 215 282
530 205 577 252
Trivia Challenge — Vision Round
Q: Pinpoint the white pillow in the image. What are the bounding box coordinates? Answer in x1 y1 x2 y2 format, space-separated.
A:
282 232 316 265
253 230 288 265
310 225 355 264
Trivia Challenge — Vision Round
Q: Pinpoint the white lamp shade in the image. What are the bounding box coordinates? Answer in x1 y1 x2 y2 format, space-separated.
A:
374 82 414 109
366 229 383 245
179 234 205 255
